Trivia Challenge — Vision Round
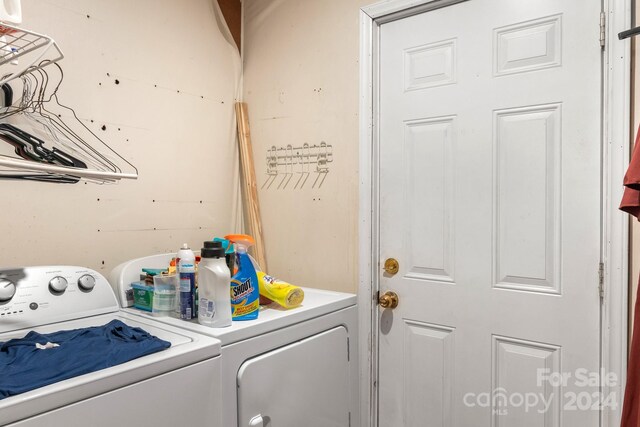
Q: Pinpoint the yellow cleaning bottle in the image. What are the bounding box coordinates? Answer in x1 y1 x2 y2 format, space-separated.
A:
255 271 304 309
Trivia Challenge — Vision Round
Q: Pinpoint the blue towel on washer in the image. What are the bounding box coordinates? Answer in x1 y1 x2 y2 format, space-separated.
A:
0 319 170 399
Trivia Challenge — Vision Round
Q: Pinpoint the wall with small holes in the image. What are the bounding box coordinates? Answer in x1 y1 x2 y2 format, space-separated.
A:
0 0 241 272
242 0 370 293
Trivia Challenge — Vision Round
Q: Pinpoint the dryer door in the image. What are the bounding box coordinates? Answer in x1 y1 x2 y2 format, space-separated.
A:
237 326 350 427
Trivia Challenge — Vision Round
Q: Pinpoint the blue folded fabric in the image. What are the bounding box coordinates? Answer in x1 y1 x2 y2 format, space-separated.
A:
0 319 171 399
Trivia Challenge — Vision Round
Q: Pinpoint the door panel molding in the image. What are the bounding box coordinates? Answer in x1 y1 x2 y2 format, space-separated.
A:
491 335 561 426
493 14 563 77
493 103 562 295
403 115 456 284
358 1 630 427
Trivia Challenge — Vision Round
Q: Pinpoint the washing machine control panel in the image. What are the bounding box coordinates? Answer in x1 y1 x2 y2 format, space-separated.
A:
0 278 16 301
48 276 68 293
0 266 119 334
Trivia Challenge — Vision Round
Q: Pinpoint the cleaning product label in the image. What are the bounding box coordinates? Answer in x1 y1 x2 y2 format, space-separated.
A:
178 271 196 319
230 277 259 319
232 278 253 299
226 238 260 321
180 291 192 319
179 276 191 292
199 298 215 320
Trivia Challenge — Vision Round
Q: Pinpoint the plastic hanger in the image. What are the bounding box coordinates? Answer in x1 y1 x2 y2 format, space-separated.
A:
0 123 84 183
0 123 86 168
1 83 12 107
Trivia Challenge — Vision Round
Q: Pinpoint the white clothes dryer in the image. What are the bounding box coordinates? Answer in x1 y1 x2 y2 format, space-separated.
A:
110 253 359 427
0 266 222 427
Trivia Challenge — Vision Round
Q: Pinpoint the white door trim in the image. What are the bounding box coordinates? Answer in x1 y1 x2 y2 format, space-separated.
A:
357 1 630 426
601 1 631 426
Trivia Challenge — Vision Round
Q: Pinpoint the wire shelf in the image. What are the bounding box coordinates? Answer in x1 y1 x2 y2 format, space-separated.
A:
0 23 63 86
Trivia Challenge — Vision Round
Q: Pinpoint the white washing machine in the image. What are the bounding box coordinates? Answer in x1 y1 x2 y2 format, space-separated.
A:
0 266 222 427
110 253 359 427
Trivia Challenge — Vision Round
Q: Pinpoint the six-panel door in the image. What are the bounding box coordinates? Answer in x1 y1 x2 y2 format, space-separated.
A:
378 1 602 426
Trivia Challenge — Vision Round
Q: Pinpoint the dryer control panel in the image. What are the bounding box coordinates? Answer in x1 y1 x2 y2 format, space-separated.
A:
0 266 119 334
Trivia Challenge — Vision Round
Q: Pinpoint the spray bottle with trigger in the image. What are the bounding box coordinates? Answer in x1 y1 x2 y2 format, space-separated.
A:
225 234 260 320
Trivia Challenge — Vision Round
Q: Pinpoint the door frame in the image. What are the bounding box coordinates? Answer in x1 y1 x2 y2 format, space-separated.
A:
357 1 631 426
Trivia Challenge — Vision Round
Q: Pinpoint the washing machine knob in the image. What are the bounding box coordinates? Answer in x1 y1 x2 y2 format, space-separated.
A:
249 415 264 427
77 274 96 291
0 279 16 301
49 276 68 293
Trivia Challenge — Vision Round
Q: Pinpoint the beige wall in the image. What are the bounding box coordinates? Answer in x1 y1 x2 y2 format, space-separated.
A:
242 0 369 293
0 0 241 272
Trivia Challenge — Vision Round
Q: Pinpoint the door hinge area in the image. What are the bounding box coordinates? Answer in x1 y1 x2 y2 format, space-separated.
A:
600 11 606 49
598 262 605 299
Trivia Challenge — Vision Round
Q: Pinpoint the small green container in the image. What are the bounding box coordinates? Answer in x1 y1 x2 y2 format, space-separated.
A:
132 282 154 312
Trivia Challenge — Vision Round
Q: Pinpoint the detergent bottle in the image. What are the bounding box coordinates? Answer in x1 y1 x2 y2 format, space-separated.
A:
198 241 232 327
225 234 260 320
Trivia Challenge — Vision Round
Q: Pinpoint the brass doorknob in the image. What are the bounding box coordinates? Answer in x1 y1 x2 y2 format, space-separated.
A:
383 258 399 275
378 291 399 309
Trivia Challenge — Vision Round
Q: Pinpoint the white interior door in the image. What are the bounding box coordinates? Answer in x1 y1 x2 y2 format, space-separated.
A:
377 1 602 426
